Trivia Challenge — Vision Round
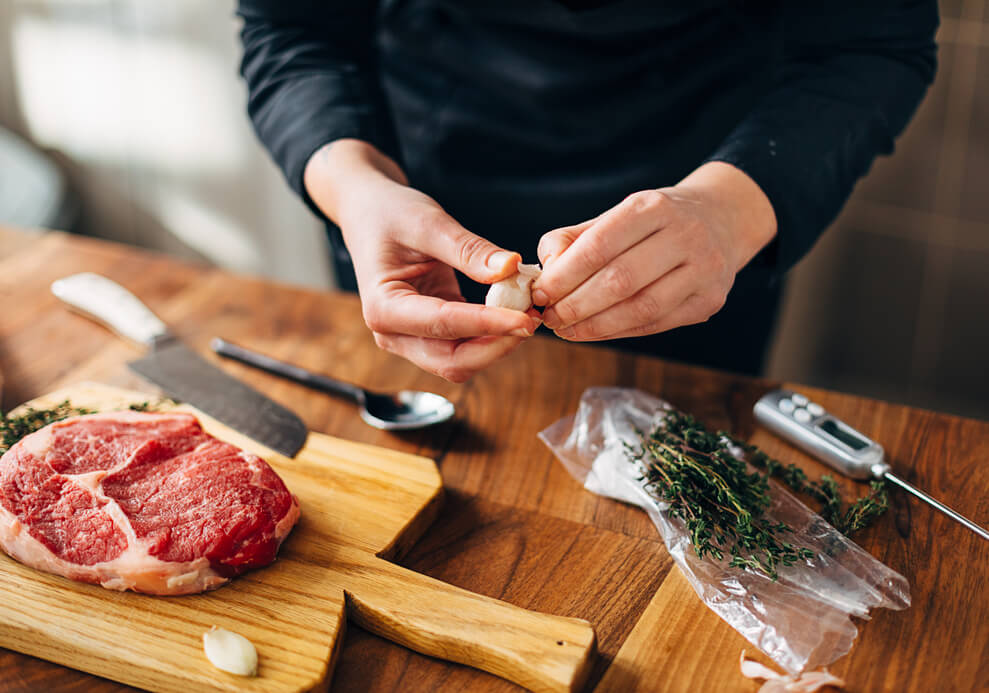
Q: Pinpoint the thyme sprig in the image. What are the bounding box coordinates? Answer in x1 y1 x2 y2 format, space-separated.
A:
740 442 889 534
1 401 95 455
627 410 889 580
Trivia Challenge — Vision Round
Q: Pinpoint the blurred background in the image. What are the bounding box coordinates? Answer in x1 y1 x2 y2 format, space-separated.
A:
0 0 986 420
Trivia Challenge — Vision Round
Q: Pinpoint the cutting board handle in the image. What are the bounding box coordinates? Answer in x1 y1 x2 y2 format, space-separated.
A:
347 554 596 693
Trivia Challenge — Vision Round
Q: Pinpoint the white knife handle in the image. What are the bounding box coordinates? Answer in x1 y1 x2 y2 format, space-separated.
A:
51 273 168 346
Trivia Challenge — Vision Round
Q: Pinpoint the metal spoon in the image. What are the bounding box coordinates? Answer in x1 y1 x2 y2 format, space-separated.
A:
210 338 455 430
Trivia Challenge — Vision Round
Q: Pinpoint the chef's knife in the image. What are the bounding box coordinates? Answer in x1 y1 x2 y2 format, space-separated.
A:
50 272 309 457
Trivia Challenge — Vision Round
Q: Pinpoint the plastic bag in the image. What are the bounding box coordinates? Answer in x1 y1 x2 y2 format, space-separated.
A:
539 387 909 674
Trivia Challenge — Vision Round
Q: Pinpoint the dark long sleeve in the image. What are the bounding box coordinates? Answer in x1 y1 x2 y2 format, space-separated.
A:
237 0 396 212
705 0 938 277
237 0 938 277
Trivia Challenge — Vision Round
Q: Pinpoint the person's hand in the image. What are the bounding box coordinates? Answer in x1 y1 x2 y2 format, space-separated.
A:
304 140 540 382
532 161 777 341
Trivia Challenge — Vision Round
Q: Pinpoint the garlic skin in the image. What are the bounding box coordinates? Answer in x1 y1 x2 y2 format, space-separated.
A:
739 651 845 692
485 263 542 312
203 626 258 676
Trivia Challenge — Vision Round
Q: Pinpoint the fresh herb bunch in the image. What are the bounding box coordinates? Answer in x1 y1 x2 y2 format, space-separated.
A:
627 410 889 580
1 401 94 455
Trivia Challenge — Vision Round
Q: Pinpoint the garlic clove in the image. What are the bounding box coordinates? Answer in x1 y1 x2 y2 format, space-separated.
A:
485 263 542 312
203 626 258 676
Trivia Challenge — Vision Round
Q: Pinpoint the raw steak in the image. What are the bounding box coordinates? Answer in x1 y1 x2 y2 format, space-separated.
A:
0 410 300 595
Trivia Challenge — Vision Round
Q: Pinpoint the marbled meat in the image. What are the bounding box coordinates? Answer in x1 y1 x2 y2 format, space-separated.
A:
0 410 300 595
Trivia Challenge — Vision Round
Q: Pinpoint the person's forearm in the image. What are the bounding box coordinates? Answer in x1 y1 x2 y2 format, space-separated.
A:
303 139 408 226
675 161 777 272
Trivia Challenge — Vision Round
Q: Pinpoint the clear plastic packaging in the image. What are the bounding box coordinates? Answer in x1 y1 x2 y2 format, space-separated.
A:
539 387 909 674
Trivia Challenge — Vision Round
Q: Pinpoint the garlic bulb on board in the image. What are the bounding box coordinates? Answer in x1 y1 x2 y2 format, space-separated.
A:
485 263 542 312
203 626 258 676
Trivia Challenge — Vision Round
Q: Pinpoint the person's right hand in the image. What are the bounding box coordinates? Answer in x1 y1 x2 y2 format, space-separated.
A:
304 140 540 383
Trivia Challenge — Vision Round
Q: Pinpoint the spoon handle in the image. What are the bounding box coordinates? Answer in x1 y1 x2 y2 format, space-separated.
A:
211 338 363 402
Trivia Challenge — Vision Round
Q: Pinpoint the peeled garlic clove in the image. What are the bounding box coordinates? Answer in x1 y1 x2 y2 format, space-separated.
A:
203 626 258 676
485 263 542 312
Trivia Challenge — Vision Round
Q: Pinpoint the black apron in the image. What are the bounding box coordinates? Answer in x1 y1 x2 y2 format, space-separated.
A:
329 0 783 375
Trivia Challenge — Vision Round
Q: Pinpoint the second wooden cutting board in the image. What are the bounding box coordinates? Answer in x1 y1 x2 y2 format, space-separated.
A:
0 382 595 692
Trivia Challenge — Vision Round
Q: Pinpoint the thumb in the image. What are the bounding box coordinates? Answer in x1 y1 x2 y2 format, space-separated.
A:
421 216 521 283
537 218 595 268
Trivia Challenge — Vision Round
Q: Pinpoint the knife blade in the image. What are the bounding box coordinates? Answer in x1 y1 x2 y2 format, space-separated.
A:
50 272 309 457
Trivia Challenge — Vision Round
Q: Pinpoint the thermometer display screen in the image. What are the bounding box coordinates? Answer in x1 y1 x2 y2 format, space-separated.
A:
819 419 870 451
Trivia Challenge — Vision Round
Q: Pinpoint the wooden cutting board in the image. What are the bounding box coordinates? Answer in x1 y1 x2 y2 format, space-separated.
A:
0 382 595 692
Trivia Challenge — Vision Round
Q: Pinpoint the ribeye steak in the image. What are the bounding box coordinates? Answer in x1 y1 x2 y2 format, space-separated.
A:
0 410 300 595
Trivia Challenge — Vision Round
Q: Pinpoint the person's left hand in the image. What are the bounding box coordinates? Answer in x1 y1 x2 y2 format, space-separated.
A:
532 162 777 341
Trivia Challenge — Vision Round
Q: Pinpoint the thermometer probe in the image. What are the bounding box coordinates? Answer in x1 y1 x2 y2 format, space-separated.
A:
754 389 988 541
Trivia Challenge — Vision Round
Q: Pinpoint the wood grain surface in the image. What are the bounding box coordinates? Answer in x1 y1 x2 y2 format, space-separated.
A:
1 226 987 693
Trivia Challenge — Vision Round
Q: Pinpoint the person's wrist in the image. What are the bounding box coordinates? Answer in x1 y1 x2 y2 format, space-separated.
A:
303 139 407 226
674 161 777 272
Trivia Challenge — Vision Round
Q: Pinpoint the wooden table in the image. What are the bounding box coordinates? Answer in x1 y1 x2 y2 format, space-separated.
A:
0 226 986 693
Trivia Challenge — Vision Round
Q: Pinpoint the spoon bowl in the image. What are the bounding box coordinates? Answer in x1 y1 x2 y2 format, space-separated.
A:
361 390 456 430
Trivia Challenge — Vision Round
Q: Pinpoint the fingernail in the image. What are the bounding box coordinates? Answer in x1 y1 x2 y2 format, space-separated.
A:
531 289 549 306
487 250 517 271
542 309 560 329
556 326 576 339
510 327 533 337
542 253 554 267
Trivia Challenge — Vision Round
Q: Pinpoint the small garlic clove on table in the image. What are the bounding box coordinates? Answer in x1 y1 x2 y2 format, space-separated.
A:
203 626 258 676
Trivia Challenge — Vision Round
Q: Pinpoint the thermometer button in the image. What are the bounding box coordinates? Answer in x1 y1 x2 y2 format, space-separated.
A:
791 393 809 407
778 398 796 414
794 408 812 424
807 402 825 417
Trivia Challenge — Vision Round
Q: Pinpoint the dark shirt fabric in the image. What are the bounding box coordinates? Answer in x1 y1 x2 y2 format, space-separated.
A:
237 0 937 375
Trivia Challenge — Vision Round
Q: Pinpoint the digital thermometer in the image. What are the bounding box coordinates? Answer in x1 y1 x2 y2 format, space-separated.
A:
754 389 988 541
